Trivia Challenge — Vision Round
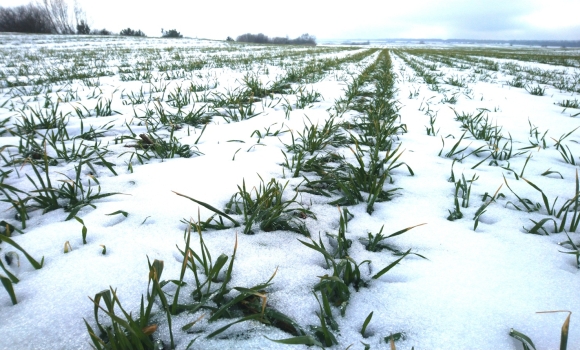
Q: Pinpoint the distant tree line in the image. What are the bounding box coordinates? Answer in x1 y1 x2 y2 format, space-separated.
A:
236 33 316 46
341 40 370 45
161 29 182 38
120 28 146 37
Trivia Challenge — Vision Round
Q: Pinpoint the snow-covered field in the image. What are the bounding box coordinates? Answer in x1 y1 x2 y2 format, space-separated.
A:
0 34 579 350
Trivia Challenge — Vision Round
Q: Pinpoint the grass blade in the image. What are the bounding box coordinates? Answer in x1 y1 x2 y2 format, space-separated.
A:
361 311 373 337
265 335 323 346
207 314 263 338
0 275 17 305
372 249 411 280
0 235 44 269
173 191 240 227
509 328 537 350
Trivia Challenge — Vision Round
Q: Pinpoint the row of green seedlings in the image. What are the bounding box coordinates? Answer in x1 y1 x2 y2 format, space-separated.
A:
280 48 379 85
117 46 339 82
79 49 420 346
393 52 441 83
404 46 580 69
5 83 85 106
135 48 378 121
125 49 380 126
438 107 528 229
184 46 358 71
0 97 202 223
4 63 116 88
121 77 319 133
186 46 356 71
419 52 495 73
1 44 344 87
1 47 408 332
121 46 376 88
448 109 524 164
3 84 118 114
0 98 110 225
392 61 458 140
0 127 203 304
0 99 124 229
430 50 501 72
431 52 552 88
5 84 202 162
281 50 414 215
394 51 469 101
555 98 580 119
438 111 580 265
457 52 577 94
404 50 520 93
394 51 481 103
469 47 580 68
399 48 499 73
411 53 474 83
85 206 425 349
501 63 574 95
0 72 219 309
1 44 353 95
412 52 498 84
392 51 442 91
412 52 498 87
1 47 376 117
400 48 579 95
449 107 580 173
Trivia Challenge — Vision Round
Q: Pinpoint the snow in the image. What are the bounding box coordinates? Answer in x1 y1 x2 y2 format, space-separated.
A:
0 34 579 350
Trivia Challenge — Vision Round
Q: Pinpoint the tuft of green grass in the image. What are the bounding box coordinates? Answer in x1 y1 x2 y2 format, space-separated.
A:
556 98 580 110
473 184 503 230
295 86 323 109
224 176 315 235
284 115 347 155
507 76 526 88
424 111 439 136
361 223 426 252
175 176 314 235
525 84 546 96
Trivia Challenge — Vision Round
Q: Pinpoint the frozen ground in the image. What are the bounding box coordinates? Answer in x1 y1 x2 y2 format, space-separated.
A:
0 35 579 349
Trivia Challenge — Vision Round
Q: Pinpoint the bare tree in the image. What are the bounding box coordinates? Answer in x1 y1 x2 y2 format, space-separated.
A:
73 0 89 34
0 0 90 34
38 0 74 34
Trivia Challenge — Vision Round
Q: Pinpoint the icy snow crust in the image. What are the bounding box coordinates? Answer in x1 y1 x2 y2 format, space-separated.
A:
0 34 579 349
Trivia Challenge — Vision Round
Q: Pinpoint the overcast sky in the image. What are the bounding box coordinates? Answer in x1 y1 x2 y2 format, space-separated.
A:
3 0 579 40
